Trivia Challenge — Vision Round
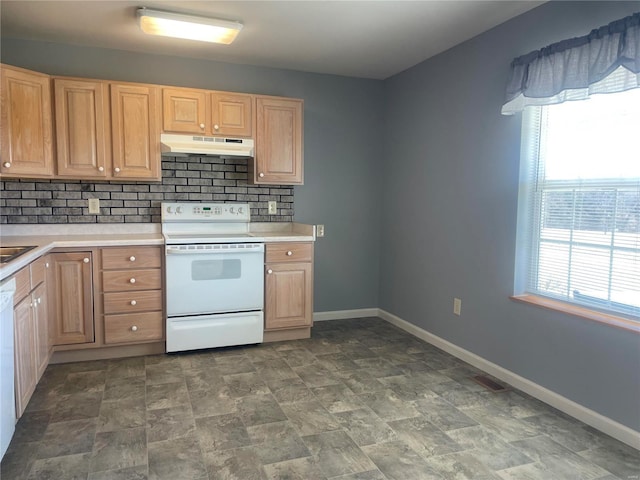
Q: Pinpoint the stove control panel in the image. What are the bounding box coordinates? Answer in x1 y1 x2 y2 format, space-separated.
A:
161 202 250 222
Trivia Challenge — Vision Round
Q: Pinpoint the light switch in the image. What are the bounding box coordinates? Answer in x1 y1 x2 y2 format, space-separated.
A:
88 198 100 214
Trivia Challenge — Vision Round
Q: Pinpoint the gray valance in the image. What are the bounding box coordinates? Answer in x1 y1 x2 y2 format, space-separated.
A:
502 12 640 115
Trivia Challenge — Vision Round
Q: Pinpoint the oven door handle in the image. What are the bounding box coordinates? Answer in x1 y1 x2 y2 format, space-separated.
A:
166 245 264 255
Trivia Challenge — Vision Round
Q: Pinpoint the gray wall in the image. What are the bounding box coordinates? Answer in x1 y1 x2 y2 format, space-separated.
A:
380 1 640 430
0 38 384 314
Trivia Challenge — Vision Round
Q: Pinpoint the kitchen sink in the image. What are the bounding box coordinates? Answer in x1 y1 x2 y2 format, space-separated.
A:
0 246 37 264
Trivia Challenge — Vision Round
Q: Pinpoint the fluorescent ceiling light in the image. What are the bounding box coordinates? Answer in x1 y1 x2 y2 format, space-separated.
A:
137 8 242 45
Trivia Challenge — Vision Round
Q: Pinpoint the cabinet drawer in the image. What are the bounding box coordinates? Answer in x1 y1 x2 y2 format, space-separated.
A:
104 311 163 344
102 246 162 270
14 267 31 305
102 269 162 292
30 256 47 288
104 290 163 314
266 242 313 263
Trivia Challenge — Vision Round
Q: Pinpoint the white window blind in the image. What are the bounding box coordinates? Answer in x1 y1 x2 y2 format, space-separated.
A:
516 86 640 319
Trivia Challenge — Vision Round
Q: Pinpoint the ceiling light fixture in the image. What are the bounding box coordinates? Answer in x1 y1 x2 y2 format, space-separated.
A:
136 8 243 45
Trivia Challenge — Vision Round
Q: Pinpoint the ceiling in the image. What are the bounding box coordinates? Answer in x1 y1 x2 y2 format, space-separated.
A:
0 1 544 79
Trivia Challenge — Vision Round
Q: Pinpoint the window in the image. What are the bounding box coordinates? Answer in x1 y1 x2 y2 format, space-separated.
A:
515 88 640 320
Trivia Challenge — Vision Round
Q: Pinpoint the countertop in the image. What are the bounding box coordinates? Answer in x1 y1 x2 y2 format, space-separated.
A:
0 222 316 280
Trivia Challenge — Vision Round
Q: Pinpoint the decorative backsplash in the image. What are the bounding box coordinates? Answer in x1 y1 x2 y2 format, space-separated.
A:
0 156 293 224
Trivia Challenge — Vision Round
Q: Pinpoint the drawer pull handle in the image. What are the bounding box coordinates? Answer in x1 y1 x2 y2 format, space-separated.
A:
129 256 136 262
200 123 205 129
3 162 11 168
131 325 138 332
129 278 136 284
114 167 121 173
287 251 293 256
83 258 90 263
259 172 265 178
98 166 104 172
130 300 137 306
213 124 219 130
267 269 273 274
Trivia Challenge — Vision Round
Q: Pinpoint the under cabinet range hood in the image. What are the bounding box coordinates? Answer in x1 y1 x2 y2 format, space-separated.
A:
160 134 254 157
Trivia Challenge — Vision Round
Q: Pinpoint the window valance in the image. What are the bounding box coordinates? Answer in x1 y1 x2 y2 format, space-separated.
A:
502 12 640 115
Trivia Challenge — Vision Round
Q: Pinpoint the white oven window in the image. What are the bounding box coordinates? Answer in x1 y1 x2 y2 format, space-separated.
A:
192 259 241 281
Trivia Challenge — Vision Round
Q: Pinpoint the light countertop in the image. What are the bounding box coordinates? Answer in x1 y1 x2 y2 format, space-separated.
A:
0 222 315 280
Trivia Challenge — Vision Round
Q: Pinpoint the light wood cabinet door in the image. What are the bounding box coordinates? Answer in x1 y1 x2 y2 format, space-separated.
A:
50 252 94 345
0 64 54 178
54 78 110 178
162 88 207 134
32 282 50 378
265 262 313 330
14 296 37 418
211 92 252 137
111 83 161 180
254 97 303 185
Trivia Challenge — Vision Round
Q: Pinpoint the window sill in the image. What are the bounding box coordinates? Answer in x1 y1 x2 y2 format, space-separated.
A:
510 294 640 334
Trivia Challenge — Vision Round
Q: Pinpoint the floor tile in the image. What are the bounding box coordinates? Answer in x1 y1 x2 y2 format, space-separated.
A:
146 404 196 443
63 370 106 394
279 348 317 367
263 456 326 480
386 416 462 458
145 380 190 410
413 396 479 431
50 391 103 423
294 364 342 388
578 442 640 479
333 407 398 447
202 445 268 480
247 421 310 465
148 433 208 480
464 404 540 442
106 357 146 380
236 393 288 426
90 428 147 473
11 410 52 444
189 384 238 418
213 355 257 375
379 374 439 402
358 389 421 421
311 384 365 413
103 376 146 402
88 464 149 479
302 430 377 478
335 370 386 395
27 452 92 480
98 396 147 432
329 470 387 480
268 377 317 404
195 413 251 451
224 371 271 397
363 440 443 480
281 400 342 436
428 451 502 479
0 440 41 480
37 418 97 459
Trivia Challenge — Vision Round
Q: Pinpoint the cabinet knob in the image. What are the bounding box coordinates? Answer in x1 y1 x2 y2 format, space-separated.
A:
129 256 136 262
129 278 136 284
287 251 293 256
45 262 49 268
259 173 265 178
83 258 90 263
267 269 273 274
98 166 104 172
3 162 10 168
131 325 138 332
200 123 205 129
114 167 121 173
130 300 137 306
213 124 219 130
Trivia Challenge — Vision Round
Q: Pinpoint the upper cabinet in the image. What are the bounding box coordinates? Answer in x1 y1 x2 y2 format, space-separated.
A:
0 64 54 178
252 96 303 185
111 83 162 181
162 87 252 137
54 78 110 178
211 92 252 137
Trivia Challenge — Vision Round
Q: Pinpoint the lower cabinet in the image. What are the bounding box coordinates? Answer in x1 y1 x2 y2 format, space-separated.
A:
101 246 164 345
13 256 52 418
49 252 95 345
264 242 313 337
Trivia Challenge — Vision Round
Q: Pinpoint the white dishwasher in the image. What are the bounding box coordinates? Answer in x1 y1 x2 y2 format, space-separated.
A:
0 277 16 460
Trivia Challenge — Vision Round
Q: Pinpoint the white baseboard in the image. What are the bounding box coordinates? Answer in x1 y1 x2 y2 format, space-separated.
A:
367 308 638 449
313 308 380 322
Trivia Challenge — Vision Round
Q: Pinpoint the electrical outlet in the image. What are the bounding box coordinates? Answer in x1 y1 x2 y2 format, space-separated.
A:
88 198 100 214
453 298 462 316
268 201 277 215
316 224 325 237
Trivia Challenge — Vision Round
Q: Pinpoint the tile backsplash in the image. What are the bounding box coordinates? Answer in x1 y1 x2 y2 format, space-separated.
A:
0 156 293 224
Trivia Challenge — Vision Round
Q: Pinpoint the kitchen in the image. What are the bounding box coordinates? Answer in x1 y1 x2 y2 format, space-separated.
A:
1 1 639 479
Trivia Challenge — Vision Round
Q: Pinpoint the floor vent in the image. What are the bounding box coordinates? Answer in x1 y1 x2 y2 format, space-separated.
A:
472 375 509 392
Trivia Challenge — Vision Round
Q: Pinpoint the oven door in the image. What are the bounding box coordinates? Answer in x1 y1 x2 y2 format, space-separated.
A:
166 243 264 317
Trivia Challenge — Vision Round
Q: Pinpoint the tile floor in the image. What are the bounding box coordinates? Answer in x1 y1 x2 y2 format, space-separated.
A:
1 318 638 480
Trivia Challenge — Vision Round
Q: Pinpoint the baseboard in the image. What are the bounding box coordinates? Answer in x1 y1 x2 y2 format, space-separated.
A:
313 308 380 322
377 309 640 450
